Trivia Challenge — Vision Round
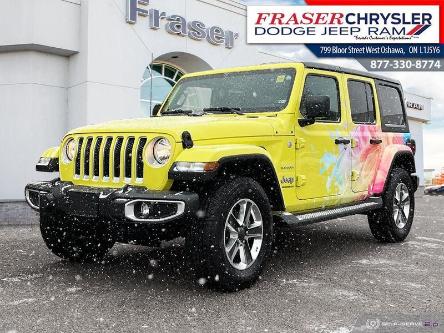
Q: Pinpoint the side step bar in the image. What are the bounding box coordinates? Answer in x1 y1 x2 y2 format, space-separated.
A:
278 197 383 226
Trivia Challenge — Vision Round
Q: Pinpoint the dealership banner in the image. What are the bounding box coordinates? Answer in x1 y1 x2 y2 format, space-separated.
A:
247 2 442 71
247 6 440 44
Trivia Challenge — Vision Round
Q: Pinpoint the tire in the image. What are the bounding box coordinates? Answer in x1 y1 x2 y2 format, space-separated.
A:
368 168 415 242
186 177 273 291
40 211 115 262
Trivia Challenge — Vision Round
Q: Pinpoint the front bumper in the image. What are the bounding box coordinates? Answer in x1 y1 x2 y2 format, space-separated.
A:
25 179 199 225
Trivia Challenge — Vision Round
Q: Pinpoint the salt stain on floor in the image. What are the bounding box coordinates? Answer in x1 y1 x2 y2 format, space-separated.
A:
66 287 82 293
415 236 444 244
1 274 43 283
384 280 425 289
1 277 21 282
281 279 322 287
8 298 37 306
309 324 352 333
352 258 424 274
415 251 444 261
282 279 363 301
406 240 443 250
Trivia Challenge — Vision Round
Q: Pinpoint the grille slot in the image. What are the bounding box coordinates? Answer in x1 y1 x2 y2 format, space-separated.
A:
103 137 113 179
125 138 135 180
75 137 84 176
136 138 147 179
93 137 103 178
83 137 93 178
113 137 124 180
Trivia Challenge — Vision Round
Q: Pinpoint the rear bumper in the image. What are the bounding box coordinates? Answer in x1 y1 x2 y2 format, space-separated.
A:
25 179 199 225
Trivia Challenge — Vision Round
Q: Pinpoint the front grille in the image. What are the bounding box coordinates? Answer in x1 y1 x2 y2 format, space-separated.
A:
74 135 147 183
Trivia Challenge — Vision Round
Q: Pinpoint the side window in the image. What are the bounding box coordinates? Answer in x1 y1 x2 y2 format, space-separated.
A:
301 75 341 122
348 80 376 124
377 84 407 131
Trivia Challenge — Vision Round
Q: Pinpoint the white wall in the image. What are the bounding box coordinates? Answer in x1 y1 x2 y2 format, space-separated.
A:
67 0 281 129
405 92 431 188
0 0 80 54
0 51 68 200
408 120 425 187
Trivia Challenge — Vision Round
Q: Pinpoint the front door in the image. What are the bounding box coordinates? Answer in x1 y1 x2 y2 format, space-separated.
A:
345 76 383 193
295 70 351 201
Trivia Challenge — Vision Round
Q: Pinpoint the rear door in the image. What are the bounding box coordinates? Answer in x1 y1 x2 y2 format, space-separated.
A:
345 76 382 193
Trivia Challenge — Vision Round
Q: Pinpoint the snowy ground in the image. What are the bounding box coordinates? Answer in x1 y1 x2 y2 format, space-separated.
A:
0 196 443 333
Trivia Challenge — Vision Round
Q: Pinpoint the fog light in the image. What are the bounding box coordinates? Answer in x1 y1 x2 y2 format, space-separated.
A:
140 202 150 217
25 189 40 211
125 200 186 222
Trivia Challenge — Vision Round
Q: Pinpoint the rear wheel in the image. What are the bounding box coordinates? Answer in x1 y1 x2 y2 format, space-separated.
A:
368 168 415 242
187 177 273 291
40 211 115 262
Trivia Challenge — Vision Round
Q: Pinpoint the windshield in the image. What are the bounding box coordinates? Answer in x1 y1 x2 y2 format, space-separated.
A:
161 68 295 114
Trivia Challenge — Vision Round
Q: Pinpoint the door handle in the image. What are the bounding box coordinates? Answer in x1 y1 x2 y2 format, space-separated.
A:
370 138 383 145
335 138 351 145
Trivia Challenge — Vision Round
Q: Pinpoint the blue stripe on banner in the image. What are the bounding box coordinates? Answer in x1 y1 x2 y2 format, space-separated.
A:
415 25 431 36
306 44 444 58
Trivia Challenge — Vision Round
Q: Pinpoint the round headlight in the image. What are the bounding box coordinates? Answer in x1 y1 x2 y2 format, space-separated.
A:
153 138 172 164
146 137 172 166
63 138 77 163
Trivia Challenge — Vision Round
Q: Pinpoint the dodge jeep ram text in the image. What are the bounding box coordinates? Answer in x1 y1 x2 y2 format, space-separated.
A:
26 62 418 291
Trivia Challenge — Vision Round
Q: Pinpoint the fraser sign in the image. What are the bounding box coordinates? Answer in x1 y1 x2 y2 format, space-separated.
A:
126 0 238 49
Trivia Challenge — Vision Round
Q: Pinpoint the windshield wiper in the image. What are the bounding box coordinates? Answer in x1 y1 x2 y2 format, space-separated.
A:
203 107 245 115
161 109 194 116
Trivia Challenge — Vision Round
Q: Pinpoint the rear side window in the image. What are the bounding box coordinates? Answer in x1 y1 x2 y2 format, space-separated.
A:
301 75 341 122
377 84 408 132
348 80 376 124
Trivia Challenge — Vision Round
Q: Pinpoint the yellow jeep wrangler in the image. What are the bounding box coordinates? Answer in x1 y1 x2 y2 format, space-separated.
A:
26 62 418 290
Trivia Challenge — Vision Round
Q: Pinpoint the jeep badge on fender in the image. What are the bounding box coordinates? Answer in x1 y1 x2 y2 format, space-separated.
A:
26 62 418 291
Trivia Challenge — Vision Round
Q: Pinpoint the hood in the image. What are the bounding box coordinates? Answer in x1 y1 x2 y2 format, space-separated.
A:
67 115 277 141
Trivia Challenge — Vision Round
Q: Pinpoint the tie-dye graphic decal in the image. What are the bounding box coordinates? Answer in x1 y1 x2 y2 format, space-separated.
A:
350 124 412 197
371 137 412 194
315 124 413 205
351 125 382 194
320 147 349 194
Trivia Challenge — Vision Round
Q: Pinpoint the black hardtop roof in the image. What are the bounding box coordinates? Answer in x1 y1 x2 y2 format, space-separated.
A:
301 62 401 85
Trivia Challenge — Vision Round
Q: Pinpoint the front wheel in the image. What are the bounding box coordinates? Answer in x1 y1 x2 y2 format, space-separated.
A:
187 177 273 291
368 168 415 242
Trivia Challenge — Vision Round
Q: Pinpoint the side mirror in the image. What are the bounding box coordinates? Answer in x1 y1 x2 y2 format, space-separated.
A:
152 104 162 116
298 95 330 127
